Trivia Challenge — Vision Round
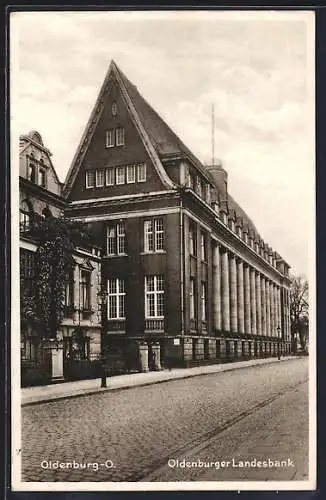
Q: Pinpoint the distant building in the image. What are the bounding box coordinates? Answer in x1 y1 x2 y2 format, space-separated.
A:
19 130 102 385
62 60 292 368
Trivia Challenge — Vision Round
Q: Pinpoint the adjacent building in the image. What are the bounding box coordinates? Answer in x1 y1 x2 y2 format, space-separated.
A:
19 130 102 385
62 60 292 368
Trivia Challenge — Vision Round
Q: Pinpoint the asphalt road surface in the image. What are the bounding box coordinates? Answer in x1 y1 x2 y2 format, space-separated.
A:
21 357 309 483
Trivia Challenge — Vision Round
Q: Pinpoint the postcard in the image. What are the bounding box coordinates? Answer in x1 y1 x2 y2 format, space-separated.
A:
10 9 316 492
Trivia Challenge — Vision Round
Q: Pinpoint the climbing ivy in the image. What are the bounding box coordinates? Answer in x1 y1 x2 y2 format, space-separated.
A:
25 215 91 339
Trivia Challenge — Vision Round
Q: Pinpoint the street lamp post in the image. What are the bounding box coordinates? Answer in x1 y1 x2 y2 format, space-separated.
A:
277 325 281 360
99 289 108 388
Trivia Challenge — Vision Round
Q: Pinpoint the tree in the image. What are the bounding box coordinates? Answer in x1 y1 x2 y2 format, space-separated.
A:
23 215 91 339
290 274 309 352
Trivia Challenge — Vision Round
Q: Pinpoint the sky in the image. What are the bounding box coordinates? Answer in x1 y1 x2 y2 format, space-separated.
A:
11 10 315 276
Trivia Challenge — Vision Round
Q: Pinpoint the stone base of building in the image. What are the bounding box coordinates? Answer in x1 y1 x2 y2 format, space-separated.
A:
159 336 292 368
102 335 292 372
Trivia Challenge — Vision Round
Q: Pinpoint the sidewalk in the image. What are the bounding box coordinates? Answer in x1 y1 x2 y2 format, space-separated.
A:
21 356 296 406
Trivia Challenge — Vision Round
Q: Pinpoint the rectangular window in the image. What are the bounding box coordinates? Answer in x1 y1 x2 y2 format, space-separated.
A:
205 184 211 204
196 177 202 197
96 169 105 187
116 127 125 146
64 269 74 308
137 163 147 182
190 278 196 320
38 167 46 187
201 281 207 322
201 232 207 261
155 218 164 251
86 170 95 189
107 222 126 255
80 270 91 310
107 226 116 255
188 171 195 190
108 278 125 319
117 222 126 254
20 210 30 232
145 275 164 318
106 129 115 148
144 220 154 252
116 166 125 185
144 218 164 252
106 168 115 186
27 163 36 182
20 249 35 296
126 164 136 184
189 222 197 256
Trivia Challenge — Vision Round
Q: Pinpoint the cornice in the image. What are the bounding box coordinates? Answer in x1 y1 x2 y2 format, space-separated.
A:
19 177 67 209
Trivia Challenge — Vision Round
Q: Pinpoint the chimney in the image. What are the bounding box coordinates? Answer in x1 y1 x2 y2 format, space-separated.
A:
205 160 228 202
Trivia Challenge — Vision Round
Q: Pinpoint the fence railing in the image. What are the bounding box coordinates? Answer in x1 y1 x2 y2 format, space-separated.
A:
145 319 164 332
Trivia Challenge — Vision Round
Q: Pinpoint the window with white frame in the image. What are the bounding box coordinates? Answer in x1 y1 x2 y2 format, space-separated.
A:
116 166 125 185
106 168 115 186
96 169 105 187
201 281 207 322
201 231 207 261
137 163 146 182
144 218 164 252
64 268 74 308
190 278 196 320
27 163 36 183
116 127 125 146
106 129 115 148
145 275 164 318
126 164 136 184
111 102 118 116
80 270 91 310
188 172 195 190
107 278 125 319
107 222 126 255
205 184 211 204
86 170 95 189
38 167 46 187
189 222 197 256
196 177 202 197
20 200 32 232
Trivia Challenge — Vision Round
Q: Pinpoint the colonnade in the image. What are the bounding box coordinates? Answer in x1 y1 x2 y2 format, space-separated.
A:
212 245 290 339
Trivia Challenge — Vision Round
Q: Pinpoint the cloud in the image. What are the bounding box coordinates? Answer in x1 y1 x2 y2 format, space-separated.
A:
11 11 314 275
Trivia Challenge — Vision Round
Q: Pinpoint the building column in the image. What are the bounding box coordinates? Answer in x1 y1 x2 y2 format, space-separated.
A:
270 281 275 337
244 264 251 334
221 249 230 332
273 284 279 334
287 289 291 342
212 244 222 331
261 276 266 336
229 254 238 333
265 278 271 337
250 268 257 335
277 286 282 338
256 272 262 335
237 259 245 334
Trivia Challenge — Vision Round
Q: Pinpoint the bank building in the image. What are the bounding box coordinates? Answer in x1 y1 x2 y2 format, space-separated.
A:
20 60 292 383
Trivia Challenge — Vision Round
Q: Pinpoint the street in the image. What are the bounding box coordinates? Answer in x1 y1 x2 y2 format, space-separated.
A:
21 357 309 482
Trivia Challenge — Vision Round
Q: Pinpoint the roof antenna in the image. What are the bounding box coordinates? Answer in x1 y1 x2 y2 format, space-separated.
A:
211 103 215 167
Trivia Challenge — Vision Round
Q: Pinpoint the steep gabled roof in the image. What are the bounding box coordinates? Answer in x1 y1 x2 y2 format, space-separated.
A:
115 65 212 181
62 60 265 245
63 60 176 197
19 131 62 188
